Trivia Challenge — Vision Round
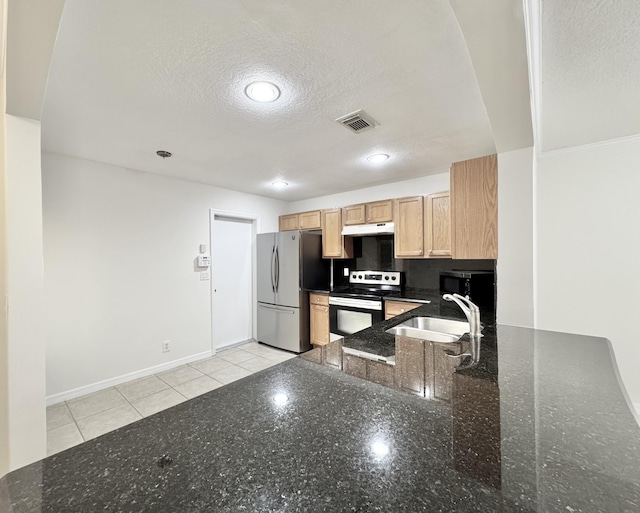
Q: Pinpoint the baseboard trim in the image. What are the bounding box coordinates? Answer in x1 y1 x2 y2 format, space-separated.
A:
46 351 213 406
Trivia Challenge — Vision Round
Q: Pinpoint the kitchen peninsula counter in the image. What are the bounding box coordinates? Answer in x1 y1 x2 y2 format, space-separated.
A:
2 325 640 512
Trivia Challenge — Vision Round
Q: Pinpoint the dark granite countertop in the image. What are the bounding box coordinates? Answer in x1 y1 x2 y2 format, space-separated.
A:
2 325 640 512
342 296 497 377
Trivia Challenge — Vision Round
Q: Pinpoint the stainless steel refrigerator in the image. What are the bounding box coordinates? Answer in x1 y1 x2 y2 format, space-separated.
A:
257 231 328 353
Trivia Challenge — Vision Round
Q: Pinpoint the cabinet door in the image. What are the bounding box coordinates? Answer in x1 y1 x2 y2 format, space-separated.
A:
384 300 421 320
425 191 451 258
310 303 329 346
394 196 424 258
309 293 329 347
279 214 299 231
394 336 425 396
322 209 353 259
450 154 498 259
366 199 393 223
342 204 366 225
299 210 322 230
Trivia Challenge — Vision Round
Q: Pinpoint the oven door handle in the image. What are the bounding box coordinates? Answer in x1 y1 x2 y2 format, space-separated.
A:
328 296 382 311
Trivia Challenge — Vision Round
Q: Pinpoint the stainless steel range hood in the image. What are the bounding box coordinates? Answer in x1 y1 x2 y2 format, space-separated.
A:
341 222 395 236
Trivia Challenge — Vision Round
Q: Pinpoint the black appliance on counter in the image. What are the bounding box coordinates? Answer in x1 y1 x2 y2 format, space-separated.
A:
439 270 495 308
329 270 402 338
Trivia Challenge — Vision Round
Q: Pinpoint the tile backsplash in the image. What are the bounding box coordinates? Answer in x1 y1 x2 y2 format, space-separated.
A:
331 235 496 290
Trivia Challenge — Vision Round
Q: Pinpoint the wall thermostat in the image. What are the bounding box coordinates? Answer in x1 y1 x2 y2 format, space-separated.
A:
198 255 211 268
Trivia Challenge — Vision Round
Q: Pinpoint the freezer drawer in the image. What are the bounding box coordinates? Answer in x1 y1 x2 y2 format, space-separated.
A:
257 302 301 353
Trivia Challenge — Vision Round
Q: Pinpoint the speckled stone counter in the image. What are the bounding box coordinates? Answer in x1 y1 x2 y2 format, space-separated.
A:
2 327 640 512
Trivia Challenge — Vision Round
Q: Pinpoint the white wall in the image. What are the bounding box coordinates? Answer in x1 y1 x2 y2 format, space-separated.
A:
287 172 450 212
4 115 47 470
0 59 9 477
497 147 534 327
536 137 640 404
43 152 286 399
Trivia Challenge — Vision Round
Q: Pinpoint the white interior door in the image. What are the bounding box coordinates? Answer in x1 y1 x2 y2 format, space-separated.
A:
212 215 253 350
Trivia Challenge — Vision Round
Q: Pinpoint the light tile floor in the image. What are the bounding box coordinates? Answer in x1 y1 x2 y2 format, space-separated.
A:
46 341 297 456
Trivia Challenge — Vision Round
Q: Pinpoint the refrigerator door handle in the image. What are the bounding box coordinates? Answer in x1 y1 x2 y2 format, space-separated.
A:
271 245 276 293
259 303 295 314
276 246 280 292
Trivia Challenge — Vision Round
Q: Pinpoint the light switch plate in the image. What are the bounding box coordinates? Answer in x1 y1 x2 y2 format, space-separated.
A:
200 270 210 281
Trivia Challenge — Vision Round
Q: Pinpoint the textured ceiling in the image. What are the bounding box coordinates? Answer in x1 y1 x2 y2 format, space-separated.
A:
42 0 499 201
540 0 640 152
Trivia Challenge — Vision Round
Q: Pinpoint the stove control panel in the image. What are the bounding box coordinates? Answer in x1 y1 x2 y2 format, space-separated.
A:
349 271 401 286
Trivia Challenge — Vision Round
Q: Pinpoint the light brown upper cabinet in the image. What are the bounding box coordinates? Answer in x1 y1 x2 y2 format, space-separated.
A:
424 191 451 258
322 209 353 259
342 204 366 226
279 210 322 231
394 196 424 258
279 214 299 232
343 199 393 226
298 210 322 230
366 199 393 223
450 154 498 259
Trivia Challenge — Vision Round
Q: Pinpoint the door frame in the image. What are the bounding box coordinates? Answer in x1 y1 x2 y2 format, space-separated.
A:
209 209 260 355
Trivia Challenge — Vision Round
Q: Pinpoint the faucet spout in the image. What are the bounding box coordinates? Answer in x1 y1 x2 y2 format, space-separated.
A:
442 293 483 338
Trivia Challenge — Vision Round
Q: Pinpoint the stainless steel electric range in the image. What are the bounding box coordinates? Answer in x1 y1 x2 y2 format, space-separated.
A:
329 270 402 339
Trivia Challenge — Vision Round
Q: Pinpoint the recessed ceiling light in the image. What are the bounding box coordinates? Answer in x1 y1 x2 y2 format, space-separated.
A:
272 181 288 188
245 81 281 103
367 153 390 163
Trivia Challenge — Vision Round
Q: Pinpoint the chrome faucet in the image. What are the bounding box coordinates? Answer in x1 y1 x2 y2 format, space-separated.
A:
442 293 482 369
442 293 482 338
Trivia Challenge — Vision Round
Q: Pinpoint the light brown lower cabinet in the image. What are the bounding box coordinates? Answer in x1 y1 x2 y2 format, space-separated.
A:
384 300 421 320
309 293 329 346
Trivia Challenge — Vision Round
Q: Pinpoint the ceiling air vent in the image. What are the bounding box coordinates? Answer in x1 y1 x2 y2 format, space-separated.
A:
335 110 378 134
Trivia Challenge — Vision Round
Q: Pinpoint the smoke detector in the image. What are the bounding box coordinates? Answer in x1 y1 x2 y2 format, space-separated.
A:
335 110 378 134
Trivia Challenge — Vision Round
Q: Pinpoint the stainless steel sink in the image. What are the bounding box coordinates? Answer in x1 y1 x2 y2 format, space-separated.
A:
385 316 470 343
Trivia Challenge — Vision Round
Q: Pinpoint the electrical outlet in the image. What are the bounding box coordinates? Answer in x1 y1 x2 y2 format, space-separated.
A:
200 270 210 281
343 267 349 277
162 340 170 353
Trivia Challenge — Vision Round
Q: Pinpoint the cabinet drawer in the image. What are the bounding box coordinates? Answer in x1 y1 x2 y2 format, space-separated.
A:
309 293 329 306
384 300 421 319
